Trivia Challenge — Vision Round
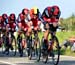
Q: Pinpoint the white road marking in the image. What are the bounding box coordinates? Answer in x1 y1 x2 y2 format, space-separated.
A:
0 60 16 65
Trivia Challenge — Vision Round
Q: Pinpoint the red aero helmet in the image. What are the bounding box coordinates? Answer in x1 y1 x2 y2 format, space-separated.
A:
22 8 29 15
10 13 16 21
51 5 60 16
2 13 8 19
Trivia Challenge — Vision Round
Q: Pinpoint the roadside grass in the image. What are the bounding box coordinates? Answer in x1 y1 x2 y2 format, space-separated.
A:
56 31 75 43
56 31 75 56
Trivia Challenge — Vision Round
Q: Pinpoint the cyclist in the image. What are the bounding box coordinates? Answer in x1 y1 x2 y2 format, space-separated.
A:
29 7 41 58
5 13 16 55
0 14 8 48
17 8 32 56
41 5 61 53
1 13 9 53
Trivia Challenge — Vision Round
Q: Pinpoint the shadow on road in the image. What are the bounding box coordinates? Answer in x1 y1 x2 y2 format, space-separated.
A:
0 50 75 65
15 60 75 65
59 61 75 65
0 61 75 65
0 51 27 57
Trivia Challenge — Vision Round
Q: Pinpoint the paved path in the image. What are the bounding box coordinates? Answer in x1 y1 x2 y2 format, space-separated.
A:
0 48 75 65
0 55 75 65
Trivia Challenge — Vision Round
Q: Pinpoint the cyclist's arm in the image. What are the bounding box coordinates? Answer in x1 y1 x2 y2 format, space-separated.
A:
4 18 8 25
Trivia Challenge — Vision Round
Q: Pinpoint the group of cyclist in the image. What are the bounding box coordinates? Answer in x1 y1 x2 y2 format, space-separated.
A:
0 5 61 57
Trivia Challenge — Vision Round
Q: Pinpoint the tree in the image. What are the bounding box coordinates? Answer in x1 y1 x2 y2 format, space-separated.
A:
59 13 75 31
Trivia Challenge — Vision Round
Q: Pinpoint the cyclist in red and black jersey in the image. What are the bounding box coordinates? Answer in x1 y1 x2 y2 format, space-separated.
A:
41 5 61 51
5 13 16 55
30 7 41 36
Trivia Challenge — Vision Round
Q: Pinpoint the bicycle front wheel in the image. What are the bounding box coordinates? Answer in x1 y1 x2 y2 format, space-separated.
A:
50 36 60 65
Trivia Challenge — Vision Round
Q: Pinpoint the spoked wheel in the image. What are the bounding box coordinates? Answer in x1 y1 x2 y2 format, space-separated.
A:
42 50 48 63
50 36 60 65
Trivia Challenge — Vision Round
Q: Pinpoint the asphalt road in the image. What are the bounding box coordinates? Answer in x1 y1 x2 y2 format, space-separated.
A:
0 50 75 65
0 57 75 65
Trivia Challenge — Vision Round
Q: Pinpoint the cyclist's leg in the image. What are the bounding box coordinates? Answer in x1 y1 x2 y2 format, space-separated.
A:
26 27 32 44
17 22 24 56
41 24 49 63
48 24 58 52
3 30 7 53
5 35 9 55
8 31 13 52
43 30 49 50
43 23 49 50
25 26 32 57
2 26 7 53
17 33 23 56
3 26 9 54
33 26 39 57
11 32 15 50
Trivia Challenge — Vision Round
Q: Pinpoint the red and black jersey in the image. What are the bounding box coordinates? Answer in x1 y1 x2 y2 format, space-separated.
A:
8 22 16 29
20 20 28 28
31 18 40 27
41 6 61 24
